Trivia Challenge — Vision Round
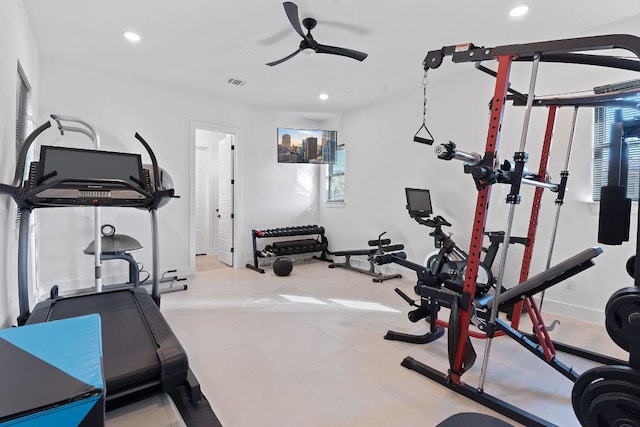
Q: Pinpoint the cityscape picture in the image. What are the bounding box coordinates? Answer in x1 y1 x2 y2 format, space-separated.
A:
277 128 337 164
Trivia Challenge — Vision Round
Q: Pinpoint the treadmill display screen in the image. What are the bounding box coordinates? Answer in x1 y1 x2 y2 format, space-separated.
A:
38 145 145 189
405 188 432 218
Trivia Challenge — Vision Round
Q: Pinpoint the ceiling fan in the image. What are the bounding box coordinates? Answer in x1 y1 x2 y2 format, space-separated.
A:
266 2 368 67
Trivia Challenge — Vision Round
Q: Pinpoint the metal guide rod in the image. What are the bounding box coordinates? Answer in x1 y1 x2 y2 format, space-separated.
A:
51 114 103 292
518 55 541 152
540 106 579 310
451 54 514 382
521 178 557 191
478 54 541 391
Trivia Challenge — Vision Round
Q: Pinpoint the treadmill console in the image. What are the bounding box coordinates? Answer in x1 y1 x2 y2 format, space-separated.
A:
26 146 155 207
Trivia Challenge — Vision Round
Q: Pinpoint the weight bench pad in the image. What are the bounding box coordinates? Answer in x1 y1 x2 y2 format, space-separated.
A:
330 249 376 257
484 246 602 309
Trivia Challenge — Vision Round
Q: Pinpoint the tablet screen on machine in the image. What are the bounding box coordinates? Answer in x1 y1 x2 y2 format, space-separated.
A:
405 188 432 218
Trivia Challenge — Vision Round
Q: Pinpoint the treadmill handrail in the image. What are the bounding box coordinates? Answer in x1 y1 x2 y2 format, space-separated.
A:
14 121 52 187
135 133 161 192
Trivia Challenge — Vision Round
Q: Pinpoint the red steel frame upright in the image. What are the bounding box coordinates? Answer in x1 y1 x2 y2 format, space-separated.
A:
514 106 558 363
450 54 514 382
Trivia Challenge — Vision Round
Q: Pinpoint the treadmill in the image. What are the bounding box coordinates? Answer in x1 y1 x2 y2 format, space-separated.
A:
0 116 220 425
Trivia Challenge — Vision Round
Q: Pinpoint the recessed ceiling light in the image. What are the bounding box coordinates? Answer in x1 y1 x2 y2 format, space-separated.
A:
319 93 329 101
123 31 141 42
509 4 529 17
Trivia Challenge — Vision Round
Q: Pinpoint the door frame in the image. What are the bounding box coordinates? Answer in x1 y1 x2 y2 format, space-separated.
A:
189 120 240 271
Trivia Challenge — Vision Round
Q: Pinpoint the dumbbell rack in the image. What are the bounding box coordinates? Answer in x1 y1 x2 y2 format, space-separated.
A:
246 225 330 274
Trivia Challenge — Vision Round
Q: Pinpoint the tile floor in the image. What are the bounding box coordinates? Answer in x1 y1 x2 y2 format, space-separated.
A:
158 257 628 427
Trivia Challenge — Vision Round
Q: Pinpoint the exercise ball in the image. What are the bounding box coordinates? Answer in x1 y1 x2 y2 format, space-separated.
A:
273 257 293 277
143 165 175 208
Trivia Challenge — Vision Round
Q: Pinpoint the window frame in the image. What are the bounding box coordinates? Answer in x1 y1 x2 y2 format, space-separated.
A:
326 144 345 203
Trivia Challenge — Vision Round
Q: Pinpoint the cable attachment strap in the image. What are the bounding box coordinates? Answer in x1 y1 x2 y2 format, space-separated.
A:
413 70 435 145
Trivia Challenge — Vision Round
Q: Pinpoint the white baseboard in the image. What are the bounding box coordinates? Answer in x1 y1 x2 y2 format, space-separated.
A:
535 298 605 324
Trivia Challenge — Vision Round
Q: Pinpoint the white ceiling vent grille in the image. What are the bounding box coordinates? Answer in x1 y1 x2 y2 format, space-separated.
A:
227 77 246 86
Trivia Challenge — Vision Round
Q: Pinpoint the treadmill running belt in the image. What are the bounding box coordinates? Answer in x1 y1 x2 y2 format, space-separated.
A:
26 289 188 406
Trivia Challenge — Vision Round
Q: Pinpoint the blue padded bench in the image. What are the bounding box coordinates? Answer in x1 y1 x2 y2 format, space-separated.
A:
0 314 104 427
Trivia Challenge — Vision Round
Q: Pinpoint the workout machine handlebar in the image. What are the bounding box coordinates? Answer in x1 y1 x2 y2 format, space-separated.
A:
434 141 560 192
414 215 451 229
434 141 482 165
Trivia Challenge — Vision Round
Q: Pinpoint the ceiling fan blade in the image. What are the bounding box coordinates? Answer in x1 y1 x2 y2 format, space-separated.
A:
316 44 368 62
283 2 309 41
321 20 370 36
266 48 303 66
257 27 292 46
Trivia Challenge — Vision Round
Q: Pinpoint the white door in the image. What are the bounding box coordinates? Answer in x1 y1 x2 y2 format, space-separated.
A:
218 136 234 266
195 145 209 255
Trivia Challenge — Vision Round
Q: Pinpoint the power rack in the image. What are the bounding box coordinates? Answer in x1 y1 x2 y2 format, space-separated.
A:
397 34 640 427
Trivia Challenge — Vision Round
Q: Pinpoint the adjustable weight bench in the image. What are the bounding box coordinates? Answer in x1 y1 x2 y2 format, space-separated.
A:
475 246 603 311
388 247 603 348
329 235 405 283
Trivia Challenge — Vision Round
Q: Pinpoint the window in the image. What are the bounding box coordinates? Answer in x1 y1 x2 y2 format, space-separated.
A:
15 65 31 226
327 144 345 202
592 79 640 201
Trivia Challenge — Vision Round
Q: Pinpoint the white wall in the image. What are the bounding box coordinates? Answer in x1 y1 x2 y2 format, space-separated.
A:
6 6 640 327
0 0 40 327
35 58 321 294
319 19 640 324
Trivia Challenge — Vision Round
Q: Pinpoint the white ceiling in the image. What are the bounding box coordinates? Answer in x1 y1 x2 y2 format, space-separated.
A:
22 0 640 119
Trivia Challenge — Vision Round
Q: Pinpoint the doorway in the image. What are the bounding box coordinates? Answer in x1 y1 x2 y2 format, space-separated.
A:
191 122 236 271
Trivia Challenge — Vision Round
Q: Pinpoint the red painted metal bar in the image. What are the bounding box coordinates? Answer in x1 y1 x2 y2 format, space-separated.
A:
511 106 557 331
451 55 514 384
524 298 556 361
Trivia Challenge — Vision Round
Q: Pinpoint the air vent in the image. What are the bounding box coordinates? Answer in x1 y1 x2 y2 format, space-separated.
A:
227 77 246 86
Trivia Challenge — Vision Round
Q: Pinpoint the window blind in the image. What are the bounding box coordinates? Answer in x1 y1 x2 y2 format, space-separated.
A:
593 79 640 201
15 69 30 226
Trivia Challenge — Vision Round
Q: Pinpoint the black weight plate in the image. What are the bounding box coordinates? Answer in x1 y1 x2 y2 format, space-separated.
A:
606 287 640 313
579 380 640 426
572 365 640 425
587 392 640 427
605 287 640 351
627 255 636 279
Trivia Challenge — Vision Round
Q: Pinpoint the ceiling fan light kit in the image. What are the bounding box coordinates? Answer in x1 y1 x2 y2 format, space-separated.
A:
266 2 368 66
